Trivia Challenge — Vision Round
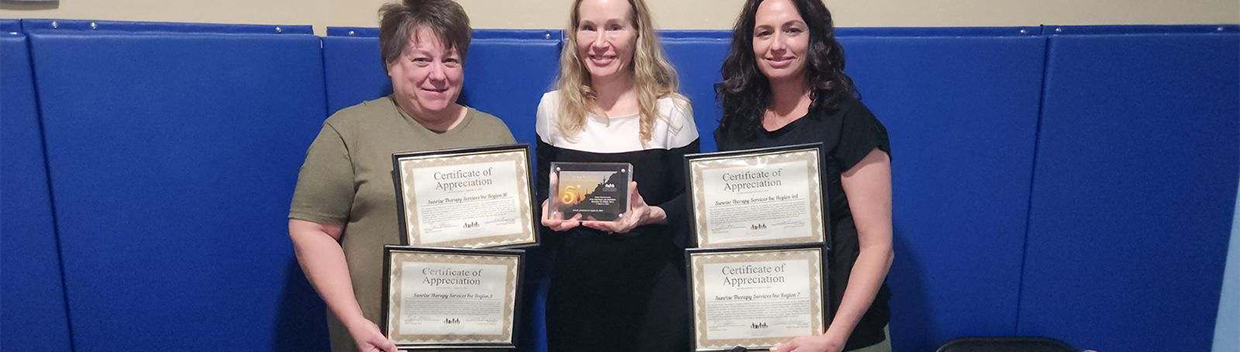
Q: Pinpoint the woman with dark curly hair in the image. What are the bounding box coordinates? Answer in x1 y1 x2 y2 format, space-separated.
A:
715 0 894 351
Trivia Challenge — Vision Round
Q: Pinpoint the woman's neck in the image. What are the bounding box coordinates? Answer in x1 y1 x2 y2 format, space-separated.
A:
768 77 809 114
397 99 464 133
763 77 812 131
590 74 639 117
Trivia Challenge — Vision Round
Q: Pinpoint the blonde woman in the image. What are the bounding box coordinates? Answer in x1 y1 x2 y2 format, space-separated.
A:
534 0 698 350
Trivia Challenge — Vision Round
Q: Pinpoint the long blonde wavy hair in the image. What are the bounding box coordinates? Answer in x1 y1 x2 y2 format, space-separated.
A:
555 0 682 145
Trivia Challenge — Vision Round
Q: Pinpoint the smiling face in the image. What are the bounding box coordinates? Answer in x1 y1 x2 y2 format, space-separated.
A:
574 0 637 83
752 0 810 83
386 26 464 124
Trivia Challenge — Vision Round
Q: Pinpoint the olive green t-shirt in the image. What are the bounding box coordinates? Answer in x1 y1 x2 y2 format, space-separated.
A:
288 96 515 351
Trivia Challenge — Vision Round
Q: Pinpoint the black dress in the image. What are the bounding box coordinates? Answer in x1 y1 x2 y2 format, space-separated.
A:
715 95 892 351
535 92 700 352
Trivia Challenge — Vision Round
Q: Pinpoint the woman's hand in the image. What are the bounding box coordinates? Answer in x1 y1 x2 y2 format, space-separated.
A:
542 198 582 231
542 172 582 231
344 317 398 352
769 334 845 352
581 181 666 234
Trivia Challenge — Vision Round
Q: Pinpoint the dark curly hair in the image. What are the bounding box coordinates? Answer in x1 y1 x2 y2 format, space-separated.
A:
716 0 856 141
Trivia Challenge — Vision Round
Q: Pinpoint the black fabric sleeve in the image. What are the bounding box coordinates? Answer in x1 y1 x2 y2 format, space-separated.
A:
834 99 892 172
654 138 700 250
535 137 564 252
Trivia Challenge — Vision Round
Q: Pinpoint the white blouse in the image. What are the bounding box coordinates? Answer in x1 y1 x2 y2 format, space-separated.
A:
535 90 699 153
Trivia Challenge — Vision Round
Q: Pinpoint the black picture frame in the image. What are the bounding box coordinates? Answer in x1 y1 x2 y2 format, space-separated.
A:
380 245 526 350
391 143 539 249
683 142 831 248
684 242 831 352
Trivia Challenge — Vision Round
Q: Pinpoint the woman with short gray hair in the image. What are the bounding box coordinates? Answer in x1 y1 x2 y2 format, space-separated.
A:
288 1 515 351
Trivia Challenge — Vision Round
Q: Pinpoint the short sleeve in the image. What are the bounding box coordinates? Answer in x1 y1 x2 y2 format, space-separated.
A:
663 96 699 148
655 95 700 249
289 123 355 225
834 99 891 172
535 92 557 144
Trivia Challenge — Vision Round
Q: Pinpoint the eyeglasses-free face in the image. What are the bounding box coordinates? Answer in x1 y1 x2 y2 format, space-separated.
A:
752 0 810 83
387 26 465 129
575 0 638 83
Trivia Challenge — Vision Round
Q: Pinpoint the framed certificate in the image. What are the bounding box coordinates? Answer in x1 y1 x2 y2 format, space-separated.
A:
392 144 538 248
684 143 827 248
381 245 524 350
686 244 829 351
547 162 633 221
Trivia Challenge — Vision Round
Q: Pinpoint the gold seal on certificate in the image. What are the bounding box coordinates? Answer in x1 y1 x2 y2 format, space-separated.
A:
381 246 524 350
686 244 828 351
548 162 633 221
685 143 827 248
392 145 538 248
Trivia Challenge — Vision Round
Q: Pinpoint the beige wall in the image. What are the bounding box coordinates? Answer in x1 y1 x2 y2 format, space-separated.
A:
3 0 1237 35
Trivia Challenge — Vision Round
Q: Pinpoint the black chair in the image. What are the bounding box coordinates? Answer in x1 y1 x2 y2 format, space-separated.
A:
935 337 1078 352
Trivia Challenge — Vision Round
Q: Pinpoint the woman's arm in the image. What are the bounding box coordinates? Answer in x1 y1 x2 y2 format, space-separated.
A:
773 148 893 352
289 219 397 352
825 148 894 349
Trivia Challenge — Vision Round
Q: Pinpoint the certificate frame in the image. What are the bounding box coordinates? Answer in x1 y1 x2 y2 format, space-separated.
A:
685 243 830 352
392 144 539 248
684 143 829 248
380 245 525 350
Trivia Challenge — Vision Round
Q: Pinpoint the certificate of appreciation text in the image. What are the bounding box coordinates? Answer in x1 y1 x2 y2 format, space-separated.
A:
688 245 826 351
383 247 523 349
687 145 826 248
394 145 537 248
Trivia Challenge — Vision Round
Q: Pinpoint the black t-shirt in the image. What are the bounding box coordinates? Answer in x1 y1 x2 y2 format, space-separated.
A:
715 95 892 350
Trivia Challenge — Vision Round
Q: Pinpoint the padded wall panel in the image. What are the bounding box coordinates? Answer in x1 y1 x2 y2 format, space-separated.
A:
322 35 390 115
20 18 312 35
0 22 74 352
458 37 561 146
663 36 729 152
1020 32 1240 352
840 34 1047 352
28 28 329 351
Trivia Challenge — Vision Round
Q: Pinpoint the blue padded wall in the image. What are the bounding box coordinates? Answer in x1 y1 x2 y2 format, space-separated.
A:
5 19 1237 352
0 19 74 352
1021 29 1240 352
322 30 390 115
458 32 562 147
840 30 1047 352
25 20 329 351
